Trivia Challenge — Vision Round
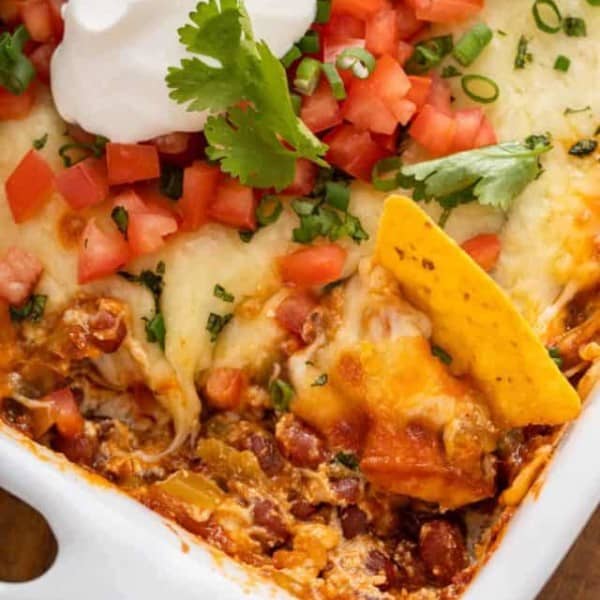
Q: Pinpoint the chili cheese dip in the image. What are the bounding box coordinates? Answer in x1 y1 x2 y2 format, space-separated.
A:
0 0 599 598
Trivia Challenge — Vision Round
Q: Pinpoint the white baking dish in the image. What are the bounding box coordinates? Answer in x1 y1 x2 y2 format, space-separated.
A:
0 387 599 600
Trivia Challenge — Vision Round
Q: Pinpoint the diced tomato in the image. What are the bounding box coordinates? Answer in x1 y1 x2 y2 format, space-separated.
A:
0 1 20 24
300 78 343 134
78 219 130 283
56 157 109 210
427 75 453 115
461 233 501 272
473 116 498 148
397 40 414 66
452 109 483 153
204 368 248 411
178 161 220 232
112 189 148 215
409 104 457 156
46 388 84 438
366 8 399 57
209 178 257 231
0 247 43 305
412 0 484 23
371 130 399 153
275 292 318 336
106 143 160 186
332 0 386 20
406 75 432 109
280 244 347 287
369 55 412 121
28 43 55 85
0 84 36 121
284 159 318 196
395 3 425 39
47 0 66 42
325 124 389 181
342 79 398 135
5 149 55 223
20 0 54 43
128 212 178 256
323 14 366 39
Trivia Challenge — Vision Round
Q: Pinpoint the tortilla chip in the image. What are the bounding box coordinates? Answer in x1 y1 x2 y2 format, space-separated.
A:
375 195 580 427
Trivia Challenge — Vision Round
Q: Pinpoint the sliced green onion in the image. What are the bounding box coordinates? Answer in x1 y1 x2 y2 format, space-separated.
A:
325 181 350 212
256 195 283 226
281 45 301 69
372 157 403 192
336 47 376 80
441 65 462 78
321 63 346 100
316 0 332 24
290 93 302 115
563 16 586 37
298 31 320 55
514 35 533 69
554 55 570 72
532 0 562 34
405 35 453 75
294 57 322 96
270 379 294 412
452 23 493 66
461 74 499 104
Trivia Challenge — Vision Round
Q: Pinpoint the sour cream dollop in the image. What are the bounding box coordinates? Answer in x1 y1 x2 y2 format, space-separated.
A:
51 0 316 143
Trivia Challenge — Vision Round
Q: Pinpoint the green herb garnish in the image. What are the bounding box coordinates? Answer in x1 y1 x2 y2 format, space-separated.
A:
441 65 463 79
166 0 327 191
9 294 47 323
214 284 235 303
160 164 184 200
111 206 129 237
432 345 453 365
553 55 570 72
33 133 48 151
563 16 586 37
269 378 294 412
548 346 563 369
532 0 562 34
0 26 35 95
58 135 109 168
568 139 597 157
206 312 233 342
405 35 453 75
312 373 328 387
334 452 359 471
514 35 533 69
452 22 493 67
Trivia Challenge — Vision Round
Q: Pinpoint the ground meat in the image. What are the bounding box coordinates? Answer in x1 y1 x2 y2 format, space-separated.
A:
53 432 98 466
339 505 369 539
275 414 327 469
418 520 467 585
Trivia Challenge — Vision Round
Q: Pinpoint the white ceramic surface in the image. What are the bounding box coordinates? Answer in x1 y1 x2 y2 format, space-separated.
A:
0 388 599 600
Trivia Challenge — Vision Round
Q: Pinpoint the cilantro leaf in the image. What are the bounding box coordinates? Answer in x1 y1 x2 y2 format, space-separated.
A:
401 140 552 212
167 0 327 190
9 294 47 323
0 26 35 95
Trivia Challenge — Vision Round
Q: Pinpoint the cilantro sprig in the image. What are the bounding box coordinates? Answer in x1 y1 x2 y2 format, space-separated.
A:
400 137 553 218
167 0 327 190
0 26 35 95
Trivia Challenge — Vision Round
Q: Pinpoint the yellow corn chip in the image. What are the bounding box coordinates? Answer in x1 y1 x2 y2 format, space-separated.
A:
376 195 580 427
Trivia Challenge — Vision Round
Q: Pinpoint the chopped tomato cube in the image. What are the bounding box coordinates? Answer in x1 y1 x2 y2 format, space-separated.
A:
369 55 412 121
473 116 498 148
0 1 20 24
106 143 160 186
371 130 399 152
204 368 248 411
427 75 453 115
409 104 457 156
0 247 43 305
20 0 54 43
0 85 36 121
300 78 343 134
178 161 221 232
395 3 425 39
275 291 318 336
47 0 65 42
128 212 178 256
323 14 366 39
461 233 501 272
342 79 398 135
411 0 483 23
56 157 109 210
452 108 484 153
397 40 414 66
5 149 55 223
332 0 386 20
280 244 347 287
325 124 389 181
406 75 432 109
112 189 149 215
46 388 84 438
209 178 257 231
78 219 130 283
28 42 55 85
284 159 318 196
366 8 399 57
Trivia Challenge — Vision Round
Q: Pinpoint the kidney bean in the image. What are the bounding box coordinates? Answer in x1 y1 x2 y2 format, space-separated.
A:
290 499 318 520
252 499 290 544
339 505 369 539
247 433 285 476
418 520 467 585
365 549 397 591
275 414 327 469
54 432 98 466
